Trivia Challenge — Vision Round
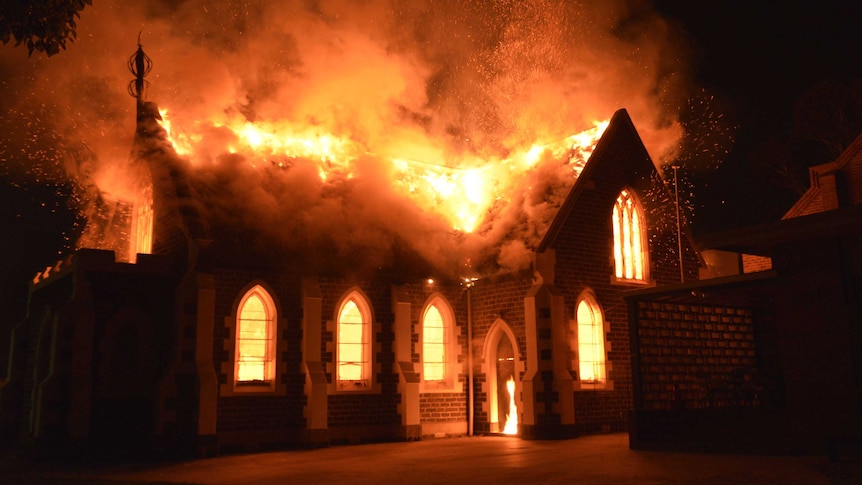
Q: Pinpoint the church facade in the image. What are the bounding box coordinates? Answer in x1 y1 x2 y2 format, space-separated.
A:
0 103 699 458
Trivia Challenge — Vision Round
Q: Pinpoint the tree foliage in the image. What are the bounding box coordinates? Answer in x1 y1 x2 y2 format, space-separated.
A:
0 0 92 56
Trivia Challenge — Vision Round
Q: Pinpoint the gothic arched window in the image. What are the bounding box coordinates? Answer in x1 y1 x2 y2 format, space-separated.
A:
337 292 372 390
236 285 277 385
421 296 458 390
612 188 648 282
576 295 606 385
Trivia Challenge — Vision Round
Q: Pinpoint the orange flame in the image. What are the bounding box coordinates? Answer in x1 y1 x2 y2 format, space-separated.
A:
158 110 607 233
503 376 518 435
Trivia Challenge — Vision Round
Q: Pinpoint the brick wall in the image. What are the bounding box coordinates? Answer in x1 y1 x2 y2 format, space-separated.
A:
420 393 467 422
552 196 637 432
318 277 396 391
634 301 757 411
546 130 699 432
327 393 400 426
469 272 533 361
403 281 470 424
317 276 412 430
218 393 305 432
468 272 533 431
212 269 305 433
742 254 773 273
211 270 474 437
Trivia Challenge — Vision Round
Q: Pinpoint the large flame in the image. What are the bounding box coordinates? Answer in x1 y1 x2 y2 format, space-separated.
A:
159 108 607 233
503 377 519 435
0 1 690 275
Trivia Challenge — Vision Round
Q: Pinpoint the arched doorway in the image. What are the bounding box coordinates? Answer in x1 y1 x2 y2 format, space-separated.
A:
483 320 521 435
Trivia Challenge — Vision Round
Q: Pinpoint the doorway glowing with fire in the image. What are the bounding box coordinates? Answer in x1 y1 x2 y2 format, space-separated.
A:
483 319 522 435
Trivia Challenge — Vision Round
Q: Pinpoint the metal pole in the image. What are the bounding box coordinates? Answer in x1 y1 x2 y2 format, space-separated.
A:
672 165 684 282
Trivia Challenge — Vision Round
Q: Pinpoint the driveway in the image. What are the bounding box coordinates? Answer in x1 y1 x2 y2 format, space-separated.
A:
3 433 859 484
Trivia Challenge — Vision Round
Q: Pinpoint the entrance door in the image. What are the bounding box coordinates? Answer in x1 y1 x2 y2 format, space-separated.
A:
496 336 516 434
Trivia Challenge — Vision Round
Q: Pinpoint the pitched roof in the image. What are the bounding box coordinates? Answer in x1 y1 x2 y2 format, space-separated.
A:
537 108 654 252
783 131 862 219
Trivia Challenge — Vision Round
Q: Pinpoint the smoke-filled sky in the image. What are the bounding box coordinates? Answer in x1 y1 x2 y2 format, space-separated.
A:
1 0 698 280
3 0 860 361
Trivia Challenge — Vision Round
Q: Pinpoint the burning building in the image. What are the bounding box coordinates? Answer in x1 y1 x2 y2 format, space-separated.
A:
0 2 702 457
0 62 699 459
4 2 858 460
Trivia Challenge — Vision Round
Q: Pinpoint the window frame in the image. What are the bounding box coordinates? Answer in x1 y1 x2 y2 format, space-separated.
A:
334 290 374 392
222 282 283 396
611 187 650 286
419 295 460 393
571 290 613 391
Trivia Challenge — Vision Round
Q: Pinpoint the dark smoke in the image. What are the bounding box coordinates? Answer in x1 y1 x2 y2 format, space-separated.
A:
0 0 695 278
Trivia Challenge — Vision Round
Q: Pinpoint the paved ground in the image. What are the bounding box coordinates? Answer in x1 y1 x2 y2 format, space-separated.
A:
3 433 861 484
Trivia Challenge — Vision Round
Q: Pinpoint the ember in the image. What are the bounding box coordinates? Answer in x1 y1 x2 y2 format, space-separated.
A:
0 0 688 276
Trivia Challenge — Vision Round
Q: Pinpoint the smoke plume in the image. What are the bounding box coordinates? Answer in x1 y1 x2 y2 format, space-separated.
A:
0 0 693 278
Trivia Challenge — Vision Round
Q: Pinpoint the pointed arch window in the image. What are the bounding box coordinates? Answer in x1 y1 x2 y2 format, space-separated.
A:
420 297 458 390
235 285 277 386
574 292 611 390
337 293 372 390
612 188 648 283
423 304 446 381
129 183 153 264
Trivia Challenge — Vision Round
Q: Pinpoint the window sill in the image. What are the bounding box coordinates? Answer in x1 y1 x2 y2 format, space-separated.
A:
333 380 378 394
574 380 614 391
609 276 654 288
222 381 277 396
420 380 462 393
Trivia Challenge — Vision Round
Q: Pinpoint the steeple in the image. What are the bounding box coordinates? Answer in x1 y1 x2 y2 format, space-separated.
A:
128 31 152 106
125 33 155 261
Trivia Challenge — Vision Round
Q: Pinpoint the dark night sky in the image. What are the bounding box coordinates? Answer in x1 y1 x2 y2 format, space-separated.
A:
1 1 861 359
653 0 862 232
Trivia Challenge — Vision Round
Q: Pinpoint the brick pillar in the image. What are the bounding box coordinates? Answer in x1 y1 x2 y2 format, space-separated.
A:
30 313 62 445
392 285 420 440
302 277 329 446
66 268 96 444
520 250 576 439
194 273 218 447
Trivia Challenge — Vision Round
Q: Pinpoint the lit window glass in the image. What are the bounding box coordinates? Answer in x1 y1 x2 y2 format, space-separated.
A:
423 304 446 382
613 189 646 281
132 187 153 259
236 287 275 384
338 297 369 387
577 298 606 383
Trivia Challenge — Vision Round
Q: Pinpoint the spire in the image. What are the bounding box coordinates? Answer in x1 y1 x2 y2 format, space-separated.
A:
128 32 152 105
127 33 162 136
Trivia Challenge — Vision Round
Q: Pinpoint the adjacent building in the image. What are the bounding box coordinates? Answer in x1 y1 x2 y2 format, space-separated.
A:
626 131 862 455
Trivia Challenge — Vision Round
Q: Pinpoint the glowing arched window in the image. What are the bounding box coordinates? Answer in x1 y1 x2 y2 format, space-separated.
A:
422 304 447 382
577 297 606 384
612 188 646 282
337 294 371 389
236 286 276 384
130 184 153 263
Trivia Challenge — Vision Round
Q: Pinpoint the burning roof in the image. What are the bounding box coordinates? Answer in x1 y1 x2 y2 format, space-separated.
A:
1 0 693 279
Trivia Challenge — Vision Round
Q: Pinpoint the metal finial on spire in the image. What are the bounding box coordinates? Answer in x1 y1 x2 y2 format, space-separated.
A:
128 31 152 101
